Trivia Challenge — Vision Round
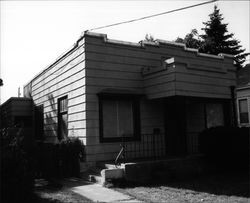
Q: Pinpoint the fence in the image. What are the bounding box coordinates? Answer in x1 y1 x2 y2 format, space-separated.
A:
116 133 166 163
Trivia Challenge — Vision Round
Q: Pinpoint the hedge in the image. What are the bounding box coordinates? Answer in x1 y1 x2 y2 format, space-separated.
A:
199 126 249 171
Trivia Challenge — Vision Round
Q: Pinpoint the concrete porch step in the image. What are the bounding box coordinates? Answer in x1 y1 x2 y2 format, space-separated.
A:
80 167 104 185
89 174 104 185
96 161 122 170
81 164 125 186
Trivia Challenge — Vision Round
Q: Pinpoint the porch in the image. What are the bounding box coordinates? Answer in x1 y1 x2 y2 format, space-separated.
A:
112 95 232 165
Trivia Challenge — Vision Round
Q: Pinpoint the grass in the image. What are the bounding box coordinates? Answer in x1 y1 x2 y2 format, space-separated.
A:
114 171 249 203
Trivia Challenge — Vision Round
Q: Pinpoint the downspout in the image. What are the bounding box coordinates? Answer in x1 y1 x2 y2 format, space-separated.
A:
230 85 237 127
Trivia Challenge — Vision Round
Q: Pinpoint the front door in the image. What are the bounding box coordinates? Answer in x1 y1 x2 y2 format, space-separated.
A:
164 96 187 156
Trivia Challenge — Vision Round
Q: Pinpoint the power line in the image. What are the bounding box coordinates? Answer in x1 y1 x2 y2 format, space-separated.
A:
87 0 218 32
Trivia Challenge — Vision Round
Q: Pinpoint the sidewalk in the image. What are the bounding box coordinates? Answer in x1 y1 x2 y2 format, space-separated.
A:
60 178 142 202
71 183 141 202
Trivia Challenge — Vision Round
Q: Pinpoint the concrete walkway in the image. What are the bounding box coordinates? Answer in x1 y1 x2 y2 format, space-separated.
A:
71 183 141 202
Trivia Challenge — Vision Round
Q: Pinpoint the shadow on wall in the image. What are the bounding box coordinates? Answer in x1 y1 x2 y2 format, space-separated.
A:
44 94 58 139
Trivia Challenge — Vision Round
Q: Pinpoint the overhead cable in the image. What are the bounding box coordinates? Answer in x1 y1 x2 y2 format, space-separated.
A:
87 0 218 32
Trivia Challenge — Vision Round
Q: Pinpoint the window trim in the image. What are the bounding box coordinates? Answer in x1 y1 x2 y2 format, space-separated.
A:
57 95 68 140
98 93 141 143
237 98 249 125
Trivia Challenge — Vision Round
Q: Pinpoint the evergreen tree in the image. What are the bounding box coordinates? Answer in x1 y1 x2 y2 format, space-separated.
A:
175 5 247 69
200 5 247 69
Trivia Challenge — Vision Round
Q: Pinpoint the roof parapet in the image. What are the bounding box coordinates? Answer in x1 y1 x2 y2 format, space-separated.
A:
84 31 235 60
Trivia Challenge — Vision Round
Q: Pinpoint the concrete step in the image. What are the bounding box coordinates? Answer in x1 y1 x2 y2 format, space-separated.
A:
97 161 124 170
89 174 104 185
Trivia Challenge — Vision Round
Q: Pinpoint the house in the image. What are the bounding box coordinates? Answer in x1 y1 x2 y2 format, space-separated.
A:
0 97 34 146
236 64 250 127
23 32 237 168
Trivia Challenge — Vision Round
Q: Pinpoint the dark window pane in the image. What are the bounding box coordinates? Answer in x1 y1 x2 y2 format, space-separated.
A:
239 99 248 113
61 114 68 139
206 103 224 128
102 99 134 138
59 98 68 113
103 100 118 138
240 112 249 124
118 100 133 137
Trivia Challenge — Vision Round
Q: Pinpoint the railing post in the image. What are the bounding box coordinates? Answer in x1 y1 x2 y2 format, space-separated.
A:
153 128 160 160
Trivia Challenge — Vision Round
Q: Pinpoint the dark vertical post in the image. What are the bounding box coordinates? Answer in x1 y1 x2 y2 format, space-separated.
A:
230 86 237 127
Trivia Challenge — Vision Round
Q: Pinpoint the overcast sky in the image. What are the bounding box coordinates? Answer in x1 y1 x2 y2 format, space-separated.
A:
0 0 249 103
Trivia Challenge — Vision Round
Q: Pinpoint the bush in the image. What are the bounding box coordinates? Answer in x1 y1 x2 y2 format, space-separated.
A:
199 126 249 171
1 132 34 202
34 137 85 179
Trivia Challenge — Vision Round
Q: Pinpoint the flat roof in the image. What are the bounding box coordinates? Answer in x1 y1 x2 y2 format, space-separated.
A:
24 31 234 87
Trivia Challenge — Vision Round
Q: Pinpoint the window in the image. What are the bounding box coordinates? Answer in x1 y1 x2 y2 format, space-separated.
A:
99 93 140 142
58 96 68 140
238 99 249 124
206 103 224 128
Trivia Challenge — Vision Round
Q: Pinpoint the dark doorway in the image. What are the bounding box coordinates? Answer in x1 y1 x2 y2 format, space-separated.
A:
164 96 187 156
35 104 44 140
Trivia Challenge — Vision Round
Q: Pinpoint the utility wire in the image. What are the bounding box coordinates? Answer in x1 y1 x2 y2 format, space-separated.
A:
87 0 218 32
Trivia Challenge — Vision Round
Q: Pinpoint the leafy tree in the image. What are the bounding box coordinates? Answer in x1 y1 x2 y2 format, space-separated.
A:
176 29 202 49
145 33 155 42
175 5 247 69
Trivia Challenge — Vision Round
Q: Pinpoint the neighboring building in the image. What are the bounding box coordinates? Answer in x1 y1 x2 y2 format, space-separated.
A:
236 64 250 127
23 32 237 167
0 97 33 140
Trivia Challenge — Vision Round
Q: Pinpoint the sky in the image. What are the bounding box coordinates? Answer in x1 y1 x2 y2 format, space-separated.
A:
0 0 249 104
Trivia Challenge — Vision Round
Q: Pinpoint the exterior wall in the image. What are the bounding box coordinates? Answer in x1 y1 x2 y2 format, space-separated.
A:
84 34 166 164
24 39 86 143
83 33 236 164
236 86 250 127
142 51 236 99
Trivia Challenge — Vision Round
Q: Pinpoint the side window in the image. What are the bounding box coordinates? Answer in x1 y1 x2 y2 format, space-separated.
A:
238 99 249 124
58 96 68 140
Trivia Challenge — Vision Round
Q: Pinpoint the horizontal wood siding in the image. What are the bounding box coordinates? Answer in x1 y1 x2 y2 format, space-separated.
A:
25 42 86 143
144 63 236 99
85 36 166 164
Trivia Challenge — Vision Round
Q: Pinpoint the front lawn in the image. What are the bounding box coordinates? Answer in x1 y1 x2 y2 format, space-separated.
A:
115 171 249 203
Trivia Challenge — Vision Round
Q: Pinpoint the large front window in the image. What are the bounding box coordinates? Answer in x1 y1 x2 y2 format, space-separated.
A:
99 94 140 142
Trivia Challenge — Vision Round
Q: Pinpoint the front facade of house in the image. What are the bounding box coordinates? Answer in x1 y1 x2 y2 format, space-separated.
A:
24 32 236 167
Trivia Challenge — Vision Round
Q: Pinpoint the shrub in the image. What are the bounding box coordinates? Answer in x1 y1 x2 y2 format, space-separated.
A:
1 130 34 202
34 137 85 179
199 126 249 171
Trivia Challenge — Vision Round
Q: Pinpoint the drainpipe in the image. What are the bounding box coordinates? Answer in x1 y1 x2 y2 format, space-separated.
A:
230 85 237 127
